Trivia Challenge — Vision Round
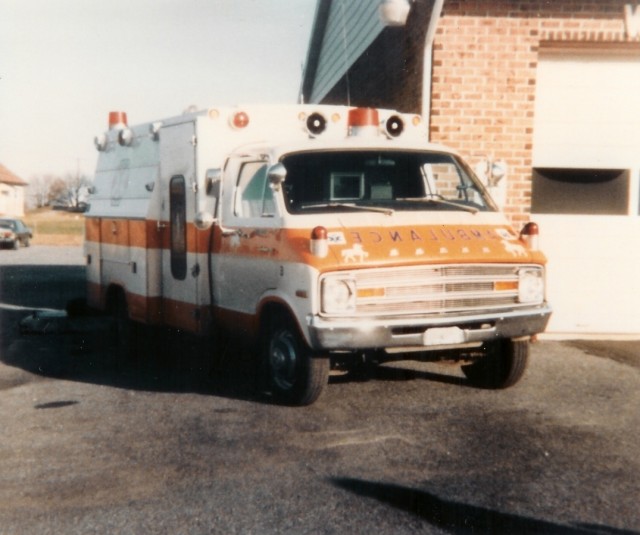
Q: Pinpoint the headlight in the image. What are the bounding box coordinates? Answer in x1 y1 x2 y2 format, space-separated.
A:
518 268 544 304
321 277 356 314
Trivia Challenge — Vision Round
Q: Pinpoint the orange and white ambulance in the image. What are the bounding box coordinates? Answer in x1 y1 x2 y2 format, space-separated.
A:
85 104 551 405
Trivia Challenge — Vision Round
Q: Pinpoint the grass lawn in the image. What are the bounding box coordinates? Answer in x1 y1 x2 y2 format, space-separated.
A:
23 209 85 246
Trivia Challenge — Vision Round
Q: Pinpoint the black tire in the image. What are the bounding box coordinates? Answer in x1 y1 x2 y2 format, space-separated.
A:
264 315 329 406
462 338 529 389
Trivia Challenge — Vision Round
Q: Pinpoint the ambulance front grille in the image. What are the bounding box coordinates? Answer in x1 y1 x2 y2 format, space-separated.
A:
343 264 537 317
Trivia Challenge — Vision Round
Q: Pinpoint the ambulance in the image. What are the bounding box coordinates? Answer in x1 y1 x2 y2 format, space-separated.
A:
85 104 551 405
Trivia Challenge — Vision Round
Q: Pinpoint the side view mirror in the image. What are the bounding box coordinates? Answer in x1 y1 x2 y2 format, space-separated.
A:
268 162 287 192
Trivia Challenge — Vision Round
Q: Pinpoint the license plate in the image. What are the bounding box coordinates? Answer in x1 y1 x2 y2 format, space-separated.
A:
423 326 465 346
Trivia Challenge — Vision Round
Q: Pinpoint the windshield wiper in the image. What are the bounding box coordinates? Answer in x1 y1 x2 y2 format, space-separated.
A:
300 202 394 216
398 197 479 214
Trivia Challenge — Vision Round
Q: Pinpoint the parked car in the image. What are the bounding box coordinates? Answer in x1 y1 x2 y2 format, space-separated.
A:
0 218 33 249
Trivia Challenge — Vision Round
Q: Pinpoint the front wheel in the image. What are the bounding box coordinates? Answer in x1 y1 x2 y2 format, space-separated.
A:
264 316 329 406
462 338 529 389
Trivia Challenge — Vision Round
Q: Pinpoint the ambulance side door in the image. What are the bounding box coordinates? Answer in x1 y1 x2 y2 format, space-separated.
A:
215 157 281 316
158 122 199 331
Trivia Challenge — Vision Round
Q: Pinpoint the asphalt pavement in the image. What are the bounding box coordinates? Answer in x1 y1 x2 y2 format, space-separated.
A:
0 245 639 534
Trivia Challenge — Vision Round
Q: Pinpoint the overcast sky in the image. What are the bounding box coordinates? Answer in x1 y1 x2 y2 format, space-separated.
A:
0 0 317 180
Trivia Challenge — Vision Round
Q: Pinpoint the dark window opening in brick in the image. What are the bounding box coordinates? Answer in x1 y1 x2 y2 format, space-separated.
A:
531 168 629 215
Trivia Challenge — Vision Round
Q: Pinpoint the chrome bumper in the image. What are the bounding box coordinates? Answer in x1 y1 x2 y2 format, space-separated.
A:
307 304 552 351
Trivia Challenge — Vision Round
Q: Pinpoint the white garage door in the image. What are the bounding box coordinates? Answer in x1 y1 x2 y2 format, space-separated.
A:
532 45 640 336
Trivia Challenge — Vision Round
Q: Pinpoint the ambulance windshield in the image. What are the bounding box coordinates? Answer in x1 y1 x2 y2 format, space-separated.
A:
281 151 496 215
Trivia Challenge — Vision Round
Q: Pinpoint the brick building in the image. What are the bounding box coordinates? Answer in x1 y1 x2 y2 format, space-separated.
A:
302 0 640 335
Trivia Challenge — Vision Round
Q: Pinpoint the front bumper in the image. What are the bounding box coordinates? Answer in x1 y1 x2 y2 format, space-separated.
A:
307 304 552 351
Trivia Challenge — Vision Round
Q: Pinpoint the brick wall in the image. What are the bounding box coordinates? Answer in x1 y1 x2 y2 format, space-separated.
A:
427 0 630 225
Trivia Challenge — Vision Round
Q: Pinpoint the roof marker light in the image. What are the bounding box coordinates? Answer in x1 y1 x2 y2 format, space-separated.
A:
520 222 539 251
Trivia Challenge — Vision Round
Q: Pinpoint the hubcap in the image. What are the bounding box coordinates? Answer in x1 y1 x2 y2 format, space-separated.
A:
270 329 297 391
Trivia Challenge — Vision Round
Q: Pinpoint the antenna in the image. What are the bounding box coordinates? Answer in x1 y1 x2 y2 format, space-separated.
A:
298 61 305 104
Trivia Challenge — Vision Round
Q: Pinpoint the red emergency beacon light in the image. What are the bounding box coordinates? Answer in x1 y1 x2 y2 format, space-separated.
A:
108 111 128 130
348 108 380 137
231 111 250 129
520 222 539 251
310 226 329 258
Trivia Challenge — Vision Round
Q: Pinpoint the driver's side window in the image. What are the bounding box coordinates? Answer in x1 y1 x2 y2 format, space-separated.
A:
234 162 275 218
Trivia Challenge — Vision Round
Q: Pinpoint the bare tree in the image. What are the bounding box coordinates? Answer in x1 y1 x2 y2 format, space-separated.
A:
27 172 92 210
62 171 91 208
28 174 59 208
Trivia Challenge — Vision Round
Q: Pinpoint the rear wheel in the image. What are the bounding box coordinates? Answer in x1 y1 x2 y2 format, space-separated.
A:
462 338 529 389
264 315 329 406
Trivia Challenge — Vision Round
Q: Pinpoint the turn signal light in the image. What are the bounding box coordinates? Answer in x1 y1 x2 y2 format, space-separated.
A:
357 287 386 298
520 222 539 251
310 226 328 258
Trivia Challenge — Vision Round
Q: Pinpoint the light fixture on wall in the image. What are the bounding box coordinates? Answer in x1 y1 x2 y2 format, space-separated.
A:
379 0 412 27
378 0 445 127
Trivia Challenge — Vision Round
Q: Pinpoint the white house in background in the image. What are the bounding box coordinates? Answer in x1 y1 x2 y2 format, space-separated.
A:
0 163 27 217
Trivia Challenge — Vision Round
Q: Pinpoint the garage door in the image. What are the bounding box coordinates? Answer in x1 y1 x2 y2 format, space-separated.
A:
532 45 640 336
